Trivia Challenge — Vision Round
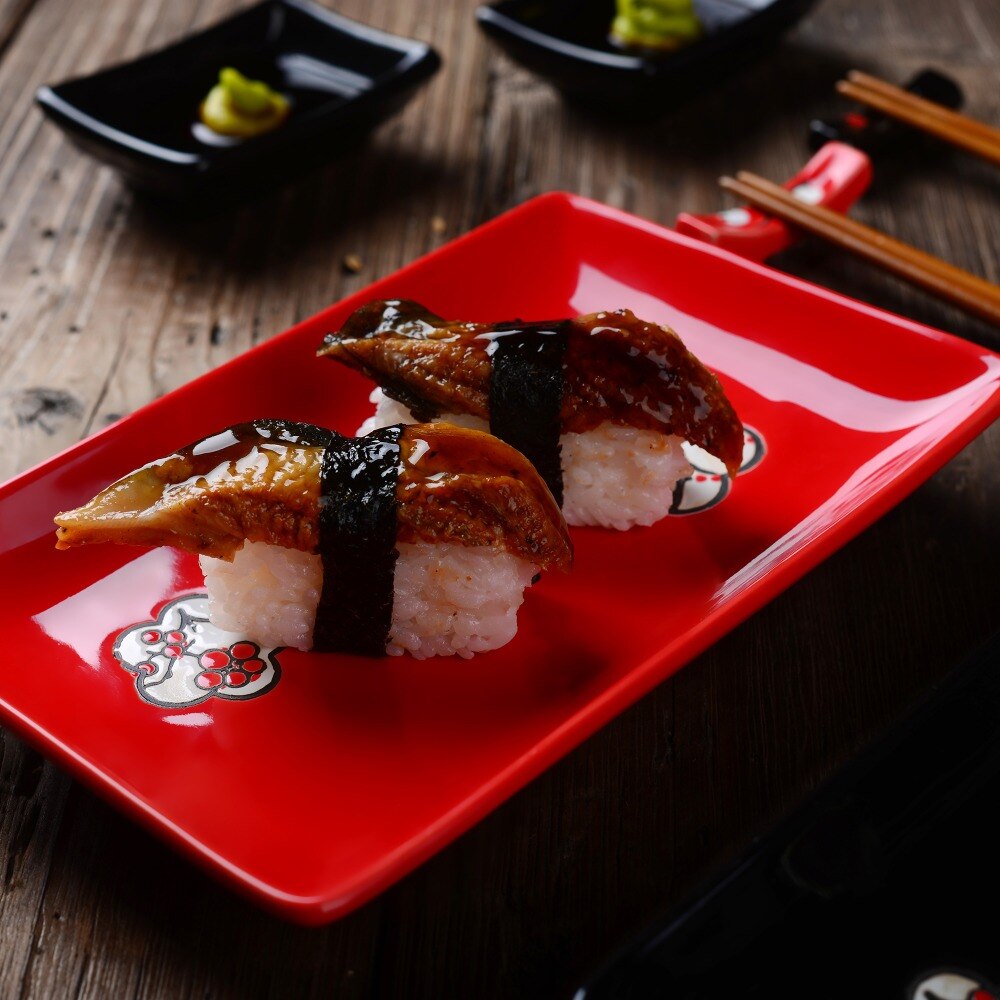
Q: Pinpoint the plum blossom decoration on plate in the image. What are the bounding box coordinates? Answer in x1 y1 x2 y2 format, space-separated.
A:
114 594 281 709
671 424 765 515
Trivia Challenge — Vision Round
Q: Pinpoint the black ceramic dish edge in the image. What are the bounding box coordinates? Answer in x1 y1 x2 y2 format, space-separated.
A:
475 0 819 109
35 0 441 201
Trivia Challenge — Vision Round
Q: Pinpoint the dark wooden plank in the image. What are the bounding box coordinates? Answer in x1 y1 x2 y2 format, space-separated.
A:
0 0 997 996
0 0 39 58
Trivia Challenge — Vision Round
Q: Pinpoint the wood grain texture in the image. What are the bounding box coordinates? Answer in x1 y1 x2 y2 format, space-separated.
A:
0 0 998 996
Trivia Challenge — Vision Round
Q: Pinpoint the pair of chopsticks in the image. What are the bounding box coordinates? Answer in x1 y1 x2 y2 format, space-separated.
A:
719 173 1000 326
838 70 1000 168
719 72 1000 326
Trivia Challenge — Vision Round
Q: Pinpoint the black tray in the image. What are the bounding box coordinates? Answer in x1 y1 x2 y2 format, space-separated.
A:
577 630 1000 998
35 0 440 201
475 0 818 111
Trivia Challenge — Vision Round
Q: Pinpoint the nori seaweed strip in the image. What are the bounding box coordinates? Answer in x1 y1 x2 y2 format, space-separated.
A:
314 424 403 656
488 323 569 505
236 419 403 656
237 418 335 450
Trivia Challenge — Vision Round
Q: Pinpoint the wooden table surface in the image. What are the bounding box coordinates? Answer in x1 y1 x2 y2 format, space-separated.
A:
1 0 998 996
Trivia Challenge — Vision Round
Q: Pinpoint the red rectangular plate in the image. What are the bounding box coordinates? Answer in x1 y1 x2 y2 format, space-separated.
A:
2 193 999 924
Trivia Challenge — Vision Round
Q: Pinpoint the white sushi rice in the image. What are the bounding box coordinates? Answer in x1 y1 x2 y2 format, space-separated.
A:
358 387 692 530
200 543 321 652
387 542 537 659
560 423 691 530
200 539 537 658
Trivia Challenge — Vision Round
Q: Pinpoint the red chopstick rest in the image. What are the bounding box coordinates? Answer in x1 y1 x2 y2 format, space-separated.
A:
676 141 872 261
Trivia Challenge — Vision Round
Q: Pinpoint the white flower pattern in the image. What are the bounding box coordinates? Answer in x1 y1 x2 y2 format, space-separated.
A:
670 425 765 515
114 594 281 708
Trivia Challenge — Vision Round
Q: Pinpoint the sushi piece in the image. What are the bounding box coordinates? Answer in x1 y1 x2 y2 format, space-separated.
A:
318 301 744 530
54 419 571 658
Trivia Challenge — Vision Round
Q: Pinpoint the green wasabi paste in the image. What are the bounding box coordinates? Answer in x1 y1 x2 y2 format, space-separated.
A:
610 0 702 51
199 68 290 138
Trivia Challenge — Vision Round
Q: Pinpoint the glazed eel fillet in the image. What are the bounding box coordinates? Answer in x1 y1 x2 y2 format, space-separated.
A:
54 419 571 571
319 300 744 482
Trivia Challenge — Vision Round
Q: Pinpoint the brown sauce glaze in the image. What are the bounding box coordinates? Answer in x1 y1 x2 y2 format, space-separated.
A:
55 419 571 572
54 419 328 559
564 311 744 477
322 301 492 421
320 300 744 478
397 424 571 571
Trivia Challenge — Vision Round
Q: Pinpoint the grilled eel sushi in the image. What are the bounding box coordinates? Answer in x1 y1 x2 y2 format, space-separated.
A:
54 420 572 657
319 300 744 530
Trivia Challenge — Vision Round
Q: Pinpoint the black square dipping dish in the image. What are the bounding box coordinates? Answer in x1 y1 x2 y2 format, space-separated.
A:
35 0 441 201
475 0 818 111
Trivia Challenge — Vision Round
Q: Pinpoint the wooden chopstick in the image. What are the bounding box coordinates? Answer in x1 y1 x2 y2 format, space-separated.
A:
718 171 1000 326
837 71 1000 167
845 71 1000 141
